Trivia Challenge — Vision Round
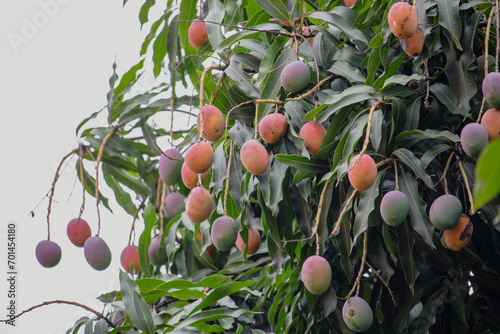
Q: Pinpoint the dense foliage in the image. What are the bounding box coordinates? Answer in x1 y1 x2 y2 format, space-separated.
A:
57 0 500 332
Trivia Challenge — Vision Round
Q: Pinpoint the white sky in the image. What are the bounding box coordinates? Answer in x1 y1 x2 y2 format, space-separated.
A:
1 1 167 332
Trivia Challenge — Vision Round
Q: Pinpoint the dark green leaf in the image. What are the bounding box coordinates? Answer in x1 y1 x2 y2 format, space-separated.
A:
119 271 155 334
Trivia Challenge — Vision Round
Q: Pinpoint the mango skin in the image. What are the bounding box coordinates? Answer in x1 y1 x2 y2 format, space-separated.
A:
429 194 462 230
482 72 500 109
258 113 288 144
380 190 410 226
443 214 473 251
211 215 238 251
480 108 500 139
388 2 418 39
148 236 168 266
181 162 209 189
299 121 327 155
188 19 209 49
342 296 374 332
158 149 183 185
197 104 225 142
67 218 91 247
185 142 214 174
185 186 213 223
240 140 269 175
120 245 140 273
84 236 112 271
164 192 186 219
280 61 311 93
400 25 425 57
35 240 62 268
300 255 332 295
460 123 489 159
235 226 261 254
347 154 378 191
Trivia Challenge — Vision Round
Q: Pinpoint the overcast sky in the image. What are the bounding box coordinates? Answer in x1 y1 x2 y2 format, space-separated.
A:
1 1 166 332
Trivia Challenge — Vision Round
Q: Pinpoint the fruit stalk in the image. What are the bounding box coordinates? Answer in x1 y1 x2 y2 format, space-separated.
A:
331 189 358 236
311 180 330 255
95 126 118 236
346 229 368 300
78 145 86 218
457 159 475 215
224 141 233 216
46 147 79 240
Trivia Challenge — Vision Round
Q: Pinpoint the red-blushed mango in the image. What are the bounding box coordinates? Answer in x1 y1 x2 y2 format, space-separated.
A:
480 108 500 140
400 25 424 57
443 214 473 251
185 186 213 222
148 236 168 266
258 113 288 144
342 296 374 332
429 194 462 230
84 236 112 271
301 26 315 43
158 148 183 185
344 0 357 7
181 162 210 189
211 215 238 251
196 228 217 257
240 139 269 175
35 240 62 268
66 217 91 247
197 104 225 142
347 154 377 191
300 255 332 295
299 121 327 155
460 123 489 159
188 19 209 49
120 245 140 273
235 226 261 254
388 2 418 39
185 141 214 174
380 190 410 226
281 61 311 93
164 192 185 219
482 72 500 109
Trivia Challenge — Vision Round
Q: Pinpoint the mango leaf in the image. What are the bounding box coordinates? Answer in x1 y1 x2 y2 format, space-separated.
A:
395 221 419 294
119 271 155 334
396 129 460 144
273 154 329 173
189 280 255 315
353 170 384 245
436 0 462 50
206 0 225 50
93 319 108 334
102 165 137 216
152 21 168 77
176 308 258 330
328 60 365 83
398 171 434 247
253 0 289 22
393 148 432 186
225 60 261 98
307 11 368 46
445 59 476 116
473 139 500 210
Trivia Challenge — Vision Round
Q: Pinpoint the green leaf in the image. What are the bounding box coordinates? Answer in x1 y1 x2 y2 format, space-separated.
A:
152 21 168 77
253 0 289 22
206 0 225 50
93 319 108 334
396 129 460 144
139 0 156 26
102 167 137 216
398 171 434 247
393 148 432 186
395 221 419 294
473 139 500 210
273 154 329 173
445 59 476 116
138 202 155 277
308 11 368 46
189 280 255 315
353 171 384 244
436 0 462 50
176 308 258 330
382 74 422 89
225 60 261 98
119 271 155 334
328 60 365 83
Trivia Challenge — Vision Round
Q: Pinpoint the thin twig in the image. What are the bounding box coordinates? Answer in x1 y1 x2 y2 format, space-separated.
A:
312 180 330 255
287 74 334 103
224 141 233 216
366 262 398 307
78 145 86 219
394 159 399 191
210 72 227 105
331 189 358 236
254 102 259 139
458 160 475 215
128 198 146 245
95 126 118 236
430 151 455 193
0 300 112 327
46 148 79 240
346 230 368 300
159 182 167 236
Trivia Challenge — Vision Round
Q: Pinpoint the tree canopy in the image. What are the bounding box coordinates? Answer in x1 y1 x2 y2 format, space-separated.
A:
31 0 500 332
